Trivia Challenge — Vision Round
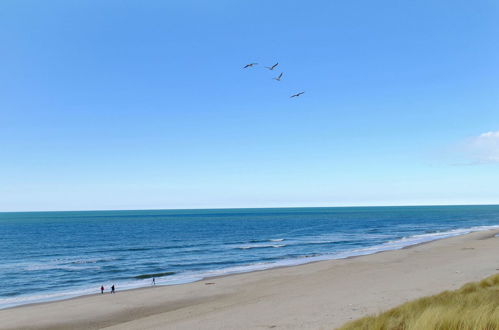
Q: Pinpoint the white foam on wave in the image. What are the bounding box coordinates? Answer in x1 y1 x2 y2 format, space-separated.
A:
25 264 101 271
2 224 498 310
236 243 287 250
67 257 117 264
22 257 116 271
0 287 98 309
0 257 117 273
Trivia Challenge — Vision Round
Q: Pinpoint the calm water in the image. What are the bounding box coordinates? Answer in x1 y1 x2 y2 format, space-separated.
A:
1 205 499 309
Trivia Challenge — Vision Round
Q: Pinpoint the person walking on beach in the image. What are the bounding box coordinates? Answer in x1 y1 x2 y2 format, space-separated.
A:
152 277 156 286
101 285 104 294
111 284 115 294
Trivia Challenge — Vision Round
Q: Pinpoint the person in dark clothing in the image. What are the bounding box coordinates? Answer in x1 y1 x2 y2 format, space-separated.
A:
111 284 115 294
101 285 104 294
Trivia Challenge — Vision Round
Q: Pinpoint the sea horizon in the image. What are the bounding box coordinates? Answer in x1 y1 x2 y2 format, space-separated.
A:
2 202 499 214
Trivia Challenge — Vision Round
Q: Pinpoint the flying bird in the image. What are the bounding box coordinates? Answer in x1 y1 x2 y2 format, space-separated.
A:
273 73 283 81
265 62 279 70
290 92 305 98
243 63 258 68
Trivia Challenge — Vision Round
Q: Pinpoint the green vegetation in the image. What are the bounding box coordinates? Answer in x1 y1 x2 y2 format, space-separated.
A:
338 273 499 330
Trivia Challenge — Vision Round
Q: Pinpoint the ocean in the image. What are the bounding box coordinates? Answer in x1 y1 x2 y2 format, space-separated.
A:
1 205 499 309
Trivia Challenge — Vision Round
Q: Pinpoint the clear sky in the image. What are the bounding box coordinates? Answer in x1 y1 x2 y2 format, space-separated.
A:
1 0 498 211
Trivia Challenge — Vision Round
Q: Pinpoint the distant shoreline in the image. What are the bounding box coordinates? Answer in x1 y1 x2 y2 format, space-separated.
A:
1 229 498 329
2 223 497 310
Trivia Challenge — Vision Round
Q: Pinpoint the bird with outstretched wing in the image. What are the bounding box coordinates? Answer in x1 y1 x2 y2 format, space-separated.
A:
290 92 305 98
265 62 279 70
243 63 258 68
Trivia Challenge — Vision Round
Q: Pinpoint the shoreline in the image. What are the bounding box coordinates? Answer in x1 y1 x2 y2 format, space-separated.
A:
2 225 497 311
1 229 498 329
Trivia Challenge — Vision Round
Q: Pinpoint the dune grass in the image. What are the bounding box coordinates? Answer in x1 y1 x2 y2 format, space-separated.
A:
338 273 499 330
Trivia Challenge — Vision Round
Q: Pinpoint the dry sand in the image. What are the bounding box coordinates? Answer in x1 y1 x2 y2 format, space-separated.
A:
1 230 498 330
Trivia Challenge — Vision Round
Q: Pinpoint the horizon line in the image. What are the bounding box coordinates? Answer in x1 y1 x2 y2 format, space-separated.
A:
1 202 499 214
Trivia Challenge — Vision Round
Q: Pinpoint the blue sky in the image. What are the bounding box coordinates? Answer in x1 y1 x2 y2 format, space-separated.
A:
1 0 498 211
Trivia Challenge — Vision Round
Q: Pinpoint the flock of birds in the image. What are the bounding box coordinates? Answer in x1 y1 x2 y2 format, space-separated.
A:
243 62 305 98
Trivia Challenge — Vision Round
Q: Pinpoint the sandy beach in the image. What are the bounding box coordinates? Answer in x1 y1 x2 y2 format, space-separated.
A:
1 229 498 330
